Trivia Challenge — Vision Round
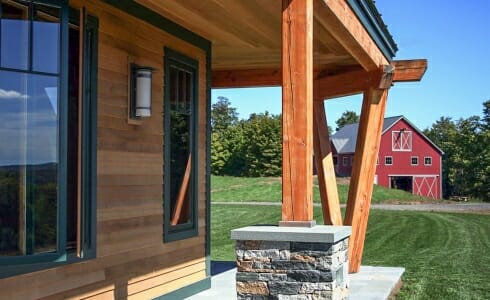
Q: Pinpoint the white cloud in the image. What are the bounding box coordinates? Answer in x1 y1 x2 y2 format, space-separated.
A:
0 88 29 100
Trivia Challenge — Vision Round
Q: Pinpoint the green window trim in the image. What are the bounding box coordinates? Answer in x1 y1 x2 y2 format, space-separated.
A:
0 3 98 278
163 48 199 243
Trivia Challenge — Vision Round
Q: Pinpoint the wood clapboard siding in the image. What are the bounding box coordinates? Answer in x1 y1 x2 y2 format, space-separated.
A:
0 0 209 299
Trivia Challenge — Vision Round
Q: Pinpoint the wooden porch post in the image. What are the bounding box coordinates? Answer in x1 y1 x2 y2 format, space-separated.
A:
344 87 389 273
281 0 313 222
313 100 342 225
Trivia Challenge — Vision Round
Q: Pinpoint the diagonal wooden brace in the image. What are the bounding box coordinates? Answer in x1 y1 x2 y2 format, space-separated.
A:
343 65 393 273
313 100 342 225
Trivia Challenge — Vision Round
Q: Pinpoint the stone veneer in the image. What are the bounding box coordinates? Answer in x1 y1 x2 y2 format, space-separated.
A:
231 225 351 300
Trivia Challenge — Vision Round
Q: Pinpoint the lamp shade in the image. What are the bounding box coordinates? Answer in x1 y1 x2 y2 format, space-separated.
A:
135 67 153 117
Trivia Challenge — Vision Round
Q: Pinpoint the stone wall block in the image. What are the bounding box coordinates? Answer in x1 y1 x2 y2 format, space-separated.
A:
259 241 291 250
237 260 254 272
288 270 333 282
236 281 270 295
244 249 280 260
300 282 333 293
290 254 316 263
291 242 334 254
236 272 260 282
279 250 291 260
252 261 272 270
272 261 316 271
258 273 288 281
268 282 302 296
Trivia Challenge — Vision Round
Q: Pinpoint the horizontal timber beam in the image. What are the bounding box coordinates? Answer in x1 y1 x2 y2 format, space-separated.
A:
392 59 428 82
212 68 281 88
212 59 427 92
314 68 382 100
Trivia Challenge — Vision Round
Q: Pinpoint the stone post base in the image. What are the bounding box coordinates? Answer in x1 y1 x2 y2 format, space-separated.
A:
231 225 351 300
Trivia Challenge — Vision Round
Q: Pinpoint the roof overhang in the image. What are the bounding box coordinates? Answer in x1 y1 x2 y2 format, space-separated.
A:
128 0 397 74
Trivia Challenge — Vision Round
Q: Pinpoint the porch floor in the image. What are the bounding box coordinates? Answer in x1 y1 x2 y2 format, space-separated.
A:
185 262 404 300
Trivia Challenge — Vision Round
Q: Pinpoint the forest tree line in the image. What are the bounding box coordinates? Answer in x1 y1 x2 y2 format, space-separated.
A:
211 97 489 201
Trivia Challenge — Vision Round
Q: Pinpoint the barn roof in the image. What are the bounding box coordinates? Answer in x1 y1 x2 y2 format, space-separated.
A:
331 116 444 154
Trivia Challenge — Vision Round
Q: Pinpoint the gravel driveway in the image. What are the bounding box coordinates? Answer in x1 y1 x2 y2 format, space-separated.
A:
213 202 490 214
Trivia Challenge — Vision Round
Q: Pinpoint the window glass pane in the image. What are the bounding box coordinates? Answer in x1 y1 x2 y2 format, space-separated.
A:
169 66 193 226
0 70 58 255
32 5 60 74
1 1 29 70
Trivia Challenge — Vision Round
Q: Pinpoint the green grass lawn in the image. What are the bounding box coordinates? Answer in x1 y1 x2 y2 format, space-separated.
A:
211 204 490 300
211 175 431 203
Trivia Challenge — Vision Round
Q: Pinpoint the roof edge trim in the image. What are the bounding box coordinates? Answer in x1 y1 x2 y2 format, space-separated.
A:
346 0 398 61
101 0 211 51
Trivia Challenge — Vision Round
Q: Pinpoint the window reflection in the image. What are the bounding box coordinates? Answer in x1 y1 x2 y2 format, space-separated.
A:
0 70 58 255
169 66 193 226
0 1 29 70
33 16 60 74
0 0 61 256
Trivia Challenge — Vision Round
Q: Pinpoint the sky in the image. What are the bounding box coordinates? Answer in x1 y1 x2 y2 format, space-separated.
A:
211 0 490 131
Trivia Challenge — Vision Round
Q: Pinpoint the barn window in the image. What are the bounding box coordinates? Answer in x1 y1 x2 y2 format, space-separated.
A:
411 156 419 165
392 130 412 151
424 157 432 166
385 156 393 165
0 1 98 278
163 48 199 242
342 156 349 166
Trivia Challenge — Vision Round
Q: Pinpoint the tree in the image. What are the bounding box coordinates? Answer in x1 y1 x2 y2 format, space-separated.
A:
241 112 282 177
424 101 490 201
211 96 239 131
210 97 283 177
210 96 240 175
424 117 458 198
335 110 359 131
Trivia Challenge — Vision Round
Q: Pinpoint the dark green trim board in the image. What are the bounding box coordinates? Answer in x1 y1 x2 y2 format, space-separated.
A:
163 48 199 243
101 0 211 52
205 48 212 277
81 12 99 260
347 0 398 60
152 277 211 300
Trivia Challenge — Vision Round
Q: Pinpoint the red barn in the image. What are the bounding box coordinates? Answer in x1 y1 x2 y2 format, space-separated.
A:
331 116 444 199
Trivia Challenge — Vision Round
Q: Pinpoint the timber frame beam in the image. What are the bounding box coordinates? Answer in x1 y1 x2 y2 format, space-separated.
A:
281 0 314 222
212 59 427 90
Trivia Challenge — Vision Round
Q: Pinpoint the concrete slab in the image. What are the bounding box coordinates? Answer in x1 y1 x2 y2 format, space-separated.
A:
231 225 352 243
185 264 404 300
349 266 404 300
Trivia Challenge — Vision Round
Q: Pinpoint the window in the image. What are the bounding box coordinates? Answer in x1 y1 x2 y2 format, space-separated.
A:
385 156 393 165
424 156 432 166
164 48 198 242
411 156 419 165
0 1 97 277
342 156 349 166
392 130 412 151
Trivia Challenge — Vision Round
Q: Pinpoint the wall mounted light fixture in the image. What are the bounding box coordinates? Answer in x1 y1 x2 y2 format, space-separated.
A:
130 64 154 119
